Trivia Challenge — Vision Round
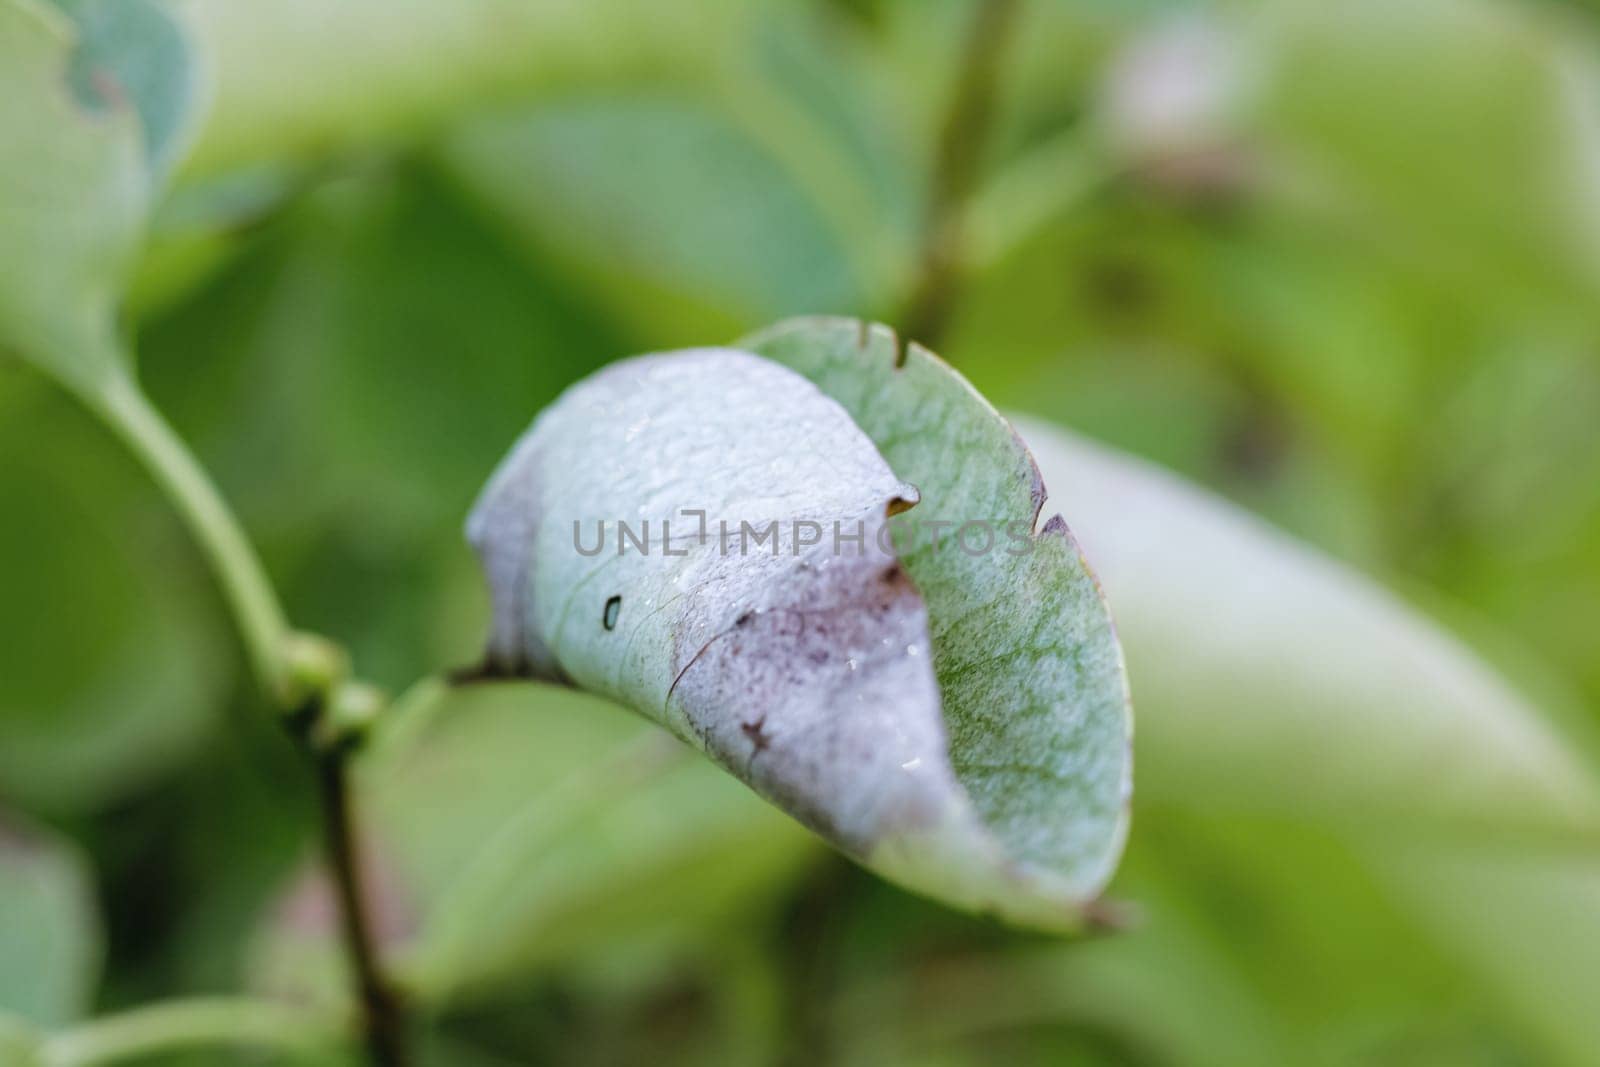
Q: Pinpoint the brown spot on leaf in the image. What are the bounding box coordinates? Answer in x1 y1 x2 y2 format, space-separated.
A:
741 716 772 755
1082 896 1142 934
88 69 125 111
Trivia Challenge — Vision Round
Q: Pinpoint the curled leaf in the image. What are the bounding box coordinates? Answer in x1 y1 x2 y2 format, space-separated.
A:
745 318 1132 903
469 334 1131 928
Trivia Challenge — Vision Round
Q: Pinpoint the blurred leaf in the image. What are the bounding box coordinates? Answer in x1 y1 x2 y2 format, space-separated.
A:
443 94 871 345
420 928 787 1066
0 812 101 1027
1374 841 1600 1065
39 997 349 1067
0 0 198 395
1254 0 1600 310
182 0 775 174
135 164 630 690
1018 417 1600 836
49 0 200 175
129 164 308 319
0 1018 43 1067
0 372 226 813
807 417 1600 1065
1007 417 1600 1061
252 682 813 1007
830 812 1571 1066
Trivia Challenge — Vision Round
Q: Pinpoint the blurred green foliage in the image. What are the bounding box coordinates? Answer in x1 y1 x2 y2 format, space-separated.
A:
4 0 1600 1063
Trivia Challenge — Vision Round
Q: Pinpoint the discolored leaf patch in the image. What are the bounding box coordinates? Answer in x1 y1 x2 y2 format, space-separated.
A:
746 318 1132 918
469 336 1132 928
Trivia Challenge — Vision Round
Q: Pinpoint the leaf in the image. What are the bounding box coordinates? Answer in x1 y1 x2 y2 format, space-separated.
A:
0 812 102 1028
37 997 350 1067
49 0 199 175
827 421 1600 1065
744 318 1131 899
1011 416 1600 838
0 1019 43 1067
996 418 1600 1059
132 168 633 692
1252 0 1600 311
251 682 812 1007
468 335 1131 928
0 0 198 394
0 372 228 813
442 94 870 345
1373 841 1600 1064
181 0 764 173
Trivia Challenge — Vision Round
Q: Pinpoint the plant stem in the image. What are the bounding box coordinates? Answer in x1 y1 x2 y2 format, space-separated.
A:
42 997 339 1066
83 365 410 1066
93 369 291 700
316 748 410 1067
899 0 1024 351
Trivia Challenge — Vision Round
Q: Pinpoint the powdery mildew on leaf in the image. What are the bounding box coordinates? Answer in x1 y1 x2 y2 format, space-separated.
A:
745 318 1133 910
469 346 1131 927
469 351 947 861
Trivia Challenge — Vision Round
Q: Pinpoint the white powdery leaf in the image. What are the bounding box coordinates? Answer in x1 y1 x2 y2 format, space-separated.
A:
469 346 1131 928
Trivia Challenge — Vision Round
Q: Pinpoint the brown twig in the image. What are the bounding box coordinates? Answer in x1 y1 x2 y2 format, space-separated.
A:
899 0 1024 351
314 749 409 1067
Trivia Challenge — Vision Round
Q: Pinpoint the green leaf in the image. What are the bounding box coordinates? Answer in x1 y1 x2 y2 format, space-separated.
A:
0 812 102 1028
1252 0 1600 312
0 1018 43 1067
50 0 199 174
0 0 199 394
251 681 812 1007
1013 417 1600 837
826 419 1600 1064
181 0 757 172
442 94 870 344
467 330 1130 928
0 372 227 813
745 317 1131 905
133 168 632 691
38 997 348 1067
0 0 198 396
994 417 1600 1065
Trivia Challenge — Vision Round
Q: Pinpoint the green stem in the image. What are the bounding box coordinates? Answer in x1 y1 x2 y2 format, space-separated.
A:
90 369 291 701
899 0 1024 350
42 997 340 1066
60 353 409 1065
